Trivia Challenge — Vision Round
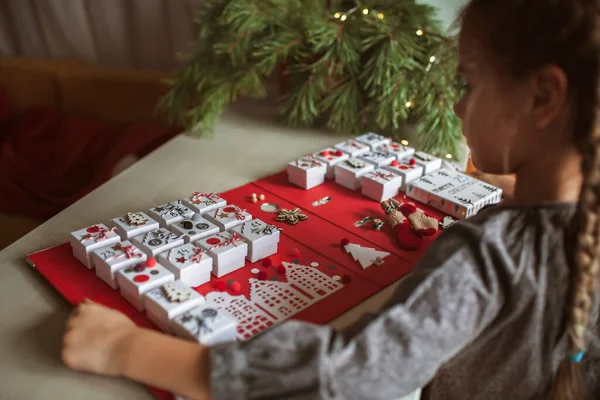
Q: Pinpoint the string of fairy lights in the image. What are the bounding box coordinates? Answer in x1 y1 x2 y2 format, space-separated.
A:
332 8 454 160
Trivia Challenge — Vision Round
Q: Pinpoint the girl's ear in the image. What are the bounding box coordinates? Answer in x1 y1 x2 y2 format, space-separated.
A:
531 65 569 129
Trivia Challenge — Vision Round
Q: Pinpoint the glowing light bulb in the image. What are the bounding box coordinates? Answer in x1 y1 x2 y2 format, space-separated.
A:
445 154 453 159
363 9 369 14
334 12 341 19
340 14 347 21
416 30 424 36
401 140 409 146
405 101 413 108
429 56 436 63
377 13 384 19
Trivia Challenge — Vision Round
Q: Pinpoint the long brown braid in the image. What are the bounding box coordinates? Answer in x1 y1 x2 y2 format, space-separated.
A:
461 1 600 398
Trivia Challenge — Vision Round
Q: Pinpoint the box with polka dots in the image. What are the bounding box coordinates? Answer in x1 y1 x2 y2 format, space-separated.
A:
169 213 220 243
69 223 121 268
158 243 213 287
147 200 194 227
383 159 424 186
92 241 147 289
131 228 185 258
143 281 205 333
230 219 281 263
204 205 252 231
182 192 227 215
196 231 248 278
171 302 238 346
116 258 175 311
312 148 349 180
110 211 160 240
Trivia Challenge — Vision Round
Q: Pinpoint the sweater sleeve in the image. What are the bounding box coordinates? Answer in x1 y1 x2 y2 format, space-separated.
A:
209 224 508 400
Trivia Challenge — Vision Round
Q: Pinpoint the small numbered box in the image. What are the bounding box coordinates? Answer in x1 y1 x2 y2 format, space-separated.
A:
131 228 185 257
334 158 375 190
357 151 396 168
143 281 205 333
411 151 442 174
197 232 248 278
92 241 147 289
110 212 160 240
354 133 391 150
312 148 349 179
182 192 227 215
287 155 327 190
70 223 121 268
361 169 403 202
158 243 213 287
374 142 415 160
333 139 370 157
116 259 175 311
383 159 424 185
169 213 220 243
172 303 238 346
205 205 252 231
147 200 194 227
231 219 281 263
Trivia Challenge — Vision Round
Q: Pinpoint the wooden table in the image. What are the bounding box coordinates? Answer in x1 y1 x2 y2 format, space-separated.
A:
0 99 411 400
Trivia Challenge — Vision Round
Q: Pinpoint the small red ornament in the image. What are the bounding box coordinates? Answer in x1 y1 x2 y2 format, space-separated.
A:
342 275 352 284
340 238 350 246
335 150 344 157
320 150 330 157
134 275 150 283
176 257 186 264
258 271 268 280
262 258 272 267
230 281 241 292
86 225 101 233
206 238 221 245
146 258 157 267
216 281 227 291
290 248 301 257
223 206 237 213
409 158 416 166
277 265 287 275
391 160 399 167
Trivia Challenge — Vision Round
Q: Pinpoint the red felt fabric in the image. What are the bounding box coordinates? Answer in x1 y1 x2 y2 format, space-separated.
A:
0 87 175 219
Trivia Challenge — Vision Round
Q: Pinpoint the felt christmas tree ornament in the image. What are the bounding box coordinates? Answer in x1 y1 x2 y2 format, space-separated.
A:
380 200 422 251
390 198 439 236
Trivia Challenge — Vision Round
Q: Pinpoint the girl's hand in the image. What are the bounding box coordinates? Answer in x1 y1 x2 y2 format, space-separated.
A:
62 299 138 376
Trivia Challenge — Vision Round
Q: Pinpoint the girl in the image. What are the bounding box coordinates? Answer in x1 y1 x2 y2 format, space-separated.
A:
61 1 600 399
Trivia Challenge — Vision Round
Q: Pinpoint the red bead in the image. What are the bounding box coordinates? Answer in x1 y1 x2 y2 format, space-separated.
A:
409 158 416 166
134 275 149 283
215 281 227 291
230 281 241 292
290 248 301 257
340 238 350 246
342 275 352 284
223 206 237 213
335 150 344 157
258 271 268 280
146 258 157 267
391 160 399 167
277 265 287 275
262 258 272 267
320 150 330 157
206 238 221 245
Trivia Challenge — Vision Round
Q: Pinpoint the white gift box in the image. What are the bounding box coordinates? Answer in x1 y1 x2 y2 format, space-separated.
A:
158 243 213 287
354 133 391 150
92 241 147 289
182 192 227 215
357 150 396 168
196 232 248 278
205 205 252 231
70 224 121 268
333 139 370 157
334 158 375 190
230 219 281 263
110 212 160 240
383 160 424 185
131 228 185 258
147 200 194 227
143 281 205 333
169 213 220 243
312 148 350 179
411 151 442 174
374 142 415 160
406 168 503 219
361 169 403 202
287 155 327 190
116 260 175 311
172 303 238 346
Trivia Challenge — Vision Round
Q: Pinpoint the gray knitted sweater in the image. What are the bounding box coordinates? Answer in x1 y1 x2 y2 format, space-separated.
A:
210 204 600 399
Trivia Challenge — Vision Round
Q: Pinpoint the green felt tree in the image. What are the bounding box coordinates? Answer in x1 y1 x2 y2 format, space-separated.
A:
159 0 464 160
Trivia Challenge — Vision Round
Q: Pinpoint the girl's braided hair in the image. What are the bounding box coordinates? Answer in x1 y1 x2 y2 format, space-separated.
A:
461 1 600 398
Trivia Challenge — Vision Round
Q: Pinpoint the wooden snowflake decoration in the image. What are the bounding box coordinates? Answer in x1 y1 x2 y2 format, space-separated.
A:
276 208 308 225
